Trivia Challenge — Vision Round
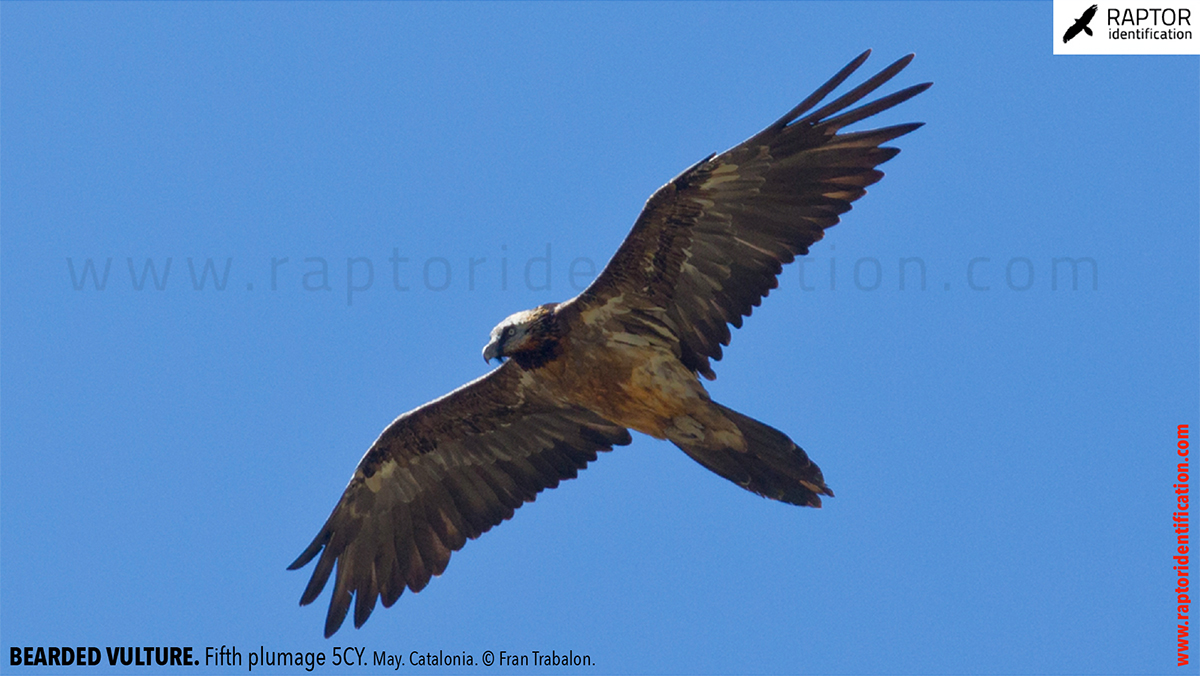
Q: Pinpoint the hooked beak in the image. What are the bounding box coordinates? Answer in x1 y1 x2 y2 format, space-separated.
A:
482 338 502 364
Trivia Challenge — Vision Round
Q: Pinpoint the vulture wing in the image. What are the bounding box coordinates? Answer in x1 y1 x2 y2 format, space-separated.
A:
570 51 929 379
289 361 631 637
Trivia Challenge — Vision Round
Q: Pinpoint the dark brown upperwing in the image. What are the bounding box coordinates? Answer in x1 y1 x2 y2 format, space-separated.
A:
288 361 631 637
571 51 930 379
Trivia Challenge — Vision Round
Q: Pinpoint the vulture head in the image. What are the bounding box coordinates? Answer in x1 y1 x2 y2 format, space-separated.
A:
482 303 562 367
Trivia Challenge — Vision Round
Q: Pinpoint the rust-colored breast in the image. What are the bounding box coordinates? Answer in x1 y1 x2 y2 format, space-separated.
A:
539 330 704 439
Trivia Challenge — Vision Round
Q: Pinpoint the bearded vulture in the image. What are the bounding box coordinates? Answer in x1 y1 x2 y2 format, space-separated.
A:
290 50 930 637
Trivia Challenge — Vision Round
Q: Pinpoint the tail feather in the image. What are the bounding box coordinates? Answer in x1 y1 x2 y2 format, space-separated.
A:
677 404 833 507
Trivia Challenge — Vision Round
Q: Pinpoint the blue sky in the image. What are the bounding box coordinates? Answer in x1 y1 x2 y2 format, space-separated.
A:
2 2 1196 674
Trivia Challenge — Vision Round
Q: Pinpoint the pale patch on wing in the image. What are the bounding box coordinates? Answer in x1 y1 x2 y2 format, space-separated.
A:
698 163 742 189
608 332 655 348
362 460 395 493
573 292 628 324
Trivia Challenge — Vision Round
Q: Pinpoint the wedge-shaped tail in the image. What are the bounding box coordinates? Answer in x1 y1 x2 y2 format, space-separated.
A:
676 403 833 508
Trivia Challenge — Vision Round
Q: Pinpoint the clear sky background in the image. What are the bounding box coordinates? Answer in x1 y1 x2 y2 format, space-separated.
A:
2 2 1197 674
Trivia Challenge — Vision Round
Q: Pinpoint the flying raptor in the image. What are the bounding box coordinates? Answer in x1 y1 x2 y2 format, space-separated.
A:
290 50 930 637
1063 4 1098 43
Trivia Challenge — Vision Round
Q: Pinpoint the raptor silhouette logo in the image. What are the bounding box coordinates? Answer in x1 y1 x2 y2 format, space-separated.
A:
1064 4 1099 42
